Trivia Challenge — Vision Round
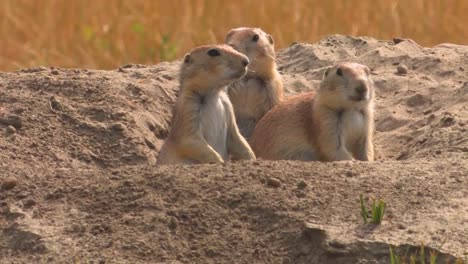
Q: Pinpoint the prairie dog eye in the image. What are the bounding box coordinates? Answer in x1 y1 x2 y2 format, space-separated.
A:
336 68 343 76
252 34 260 42
207 49 221 57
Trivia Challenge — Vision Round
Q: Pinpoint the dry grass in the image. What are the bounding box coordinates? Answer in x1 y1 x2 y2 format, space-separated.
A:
0 0 467 71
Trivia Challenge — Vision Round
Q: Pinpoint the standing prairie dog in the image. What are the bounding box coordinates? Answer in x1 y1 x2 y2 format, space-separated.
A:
225 27 284 139
249 62 375 161
157 45 256 165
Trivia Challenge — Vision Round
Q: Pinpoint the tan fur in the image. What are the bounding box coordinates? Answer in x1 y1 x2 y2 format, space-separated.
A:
157 45 256 165
250 62 375 161
225 27 284 139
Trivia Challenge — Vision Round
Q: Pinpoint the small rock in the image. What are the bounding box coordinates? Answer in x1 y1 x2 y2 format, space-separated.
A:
16 191 30 199
2 177 18 190
0 114 23 129
118 67 127 73
6 125 16 134
23 199 36 209
12 108 25 114
267 177 281 188
435 150 442 155
146 121 156 132
397 65 408 75
110 123 126 132
297 180 307 189
49 97 62 111
90 223 112 235
295 191 306 198
51 69 59 75
144 138 156 149
204 248 217 257
393 37 405 44
168 217 178 230
440 116 455 127
161 74 174 81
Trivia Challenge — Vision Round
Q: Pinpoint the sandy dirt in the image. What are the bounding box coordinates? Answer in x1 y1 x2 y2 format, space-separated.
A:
0 35 467 263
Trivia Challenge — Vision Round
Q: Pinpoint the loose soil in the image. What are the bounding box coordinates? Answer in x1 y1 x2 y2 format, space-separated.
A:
1 35 467 263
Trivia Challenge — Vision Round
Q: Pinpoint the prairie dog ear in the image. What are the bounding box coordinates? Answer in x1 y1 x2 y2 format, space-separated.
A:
183 54 191 64
323 66 332 79
225 29 236 43
267 34 274 45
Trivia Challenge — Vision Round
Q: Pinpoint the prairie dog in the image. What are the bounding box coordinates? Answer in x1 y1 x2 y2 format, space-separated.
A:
249 62 375 161
157 45 256 165
225 27 284 139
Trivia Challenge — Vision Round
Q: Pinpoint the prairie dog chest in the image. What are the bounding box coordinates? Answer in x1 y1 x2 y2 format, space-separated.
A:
200 91 230 158
340 109 367 143
230 78 269 110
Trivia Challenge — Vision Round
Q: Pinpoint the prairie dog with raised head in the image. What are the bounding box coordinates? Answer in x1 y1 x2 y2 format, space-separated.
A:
249 62 375 161
225 27 284 139
157 45 256 165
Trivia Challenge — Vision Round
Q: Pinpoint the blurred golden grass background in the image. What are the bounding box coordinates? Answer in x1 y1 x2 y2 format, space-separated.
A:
0 0 466 71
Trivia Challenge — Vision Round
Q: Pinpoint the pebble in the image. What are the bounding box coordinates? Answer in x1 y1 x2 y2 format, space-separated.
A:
393 38 405 44
0 114 23 129
397 65 408 75
51 69 59 75
397 223 407 230
144 138 156 149
168 217 178 230
110 123 126 132
12 108 25 114
297 180 307 189
267 177 281 188
2 177 18 190
23 199 37 209
6 125 16 134
49 96 63 111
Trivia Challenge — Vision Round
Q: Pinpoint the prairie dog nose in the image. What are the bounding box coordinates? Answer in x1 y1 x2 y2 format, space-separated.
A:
242 58 250 66
355 82 367 94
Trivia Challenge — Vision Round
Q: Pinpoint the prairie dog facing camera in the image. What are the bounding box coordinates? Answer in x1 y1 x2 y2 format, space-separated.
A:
157 45 256 165
225 27 284 139
249 62 375 162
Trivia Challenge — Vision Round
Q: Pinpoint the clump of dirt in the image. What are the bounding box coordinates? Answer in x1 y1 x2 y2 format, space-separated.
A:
0 35 467 263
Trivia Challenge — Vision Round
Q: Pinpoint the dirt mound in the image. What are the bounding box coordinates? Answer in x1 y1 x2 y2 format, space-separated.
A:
1 35 467 263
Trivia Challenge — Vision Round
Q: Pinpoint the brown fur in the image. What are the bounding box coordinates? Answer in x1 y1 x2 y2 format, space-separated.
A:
157 45 256 165
250 62 375 161
225 27 284 139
